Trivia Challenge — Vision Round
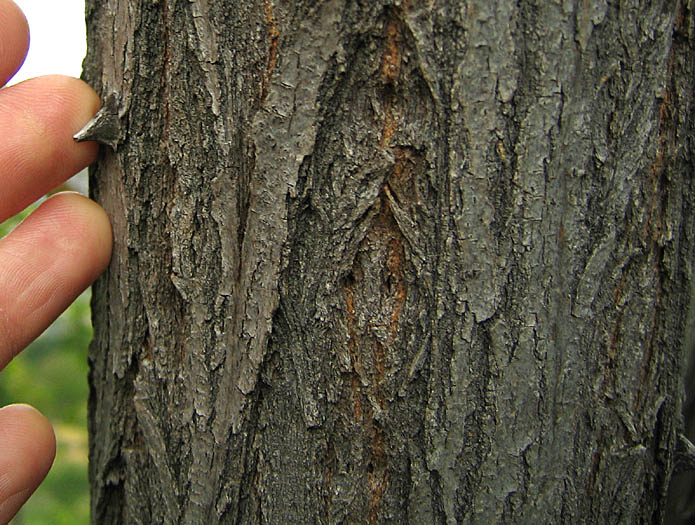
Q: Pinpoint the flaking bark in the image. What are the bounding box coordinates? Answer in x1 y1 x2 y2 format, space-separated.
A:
85 1 695 523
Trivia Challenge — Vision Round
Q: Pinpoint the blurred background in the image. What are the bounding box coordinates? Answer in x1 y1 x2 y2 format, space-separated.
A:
3 1 90 523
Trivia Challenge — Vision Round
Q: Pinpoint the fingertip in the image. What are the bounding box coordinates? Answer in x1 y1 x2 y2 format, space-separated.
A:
0 193 112 366
12 74 102 153
42 75 102 136
15 192 113 282
0 404 55 524
45 192 113 274
0 75 102 218
0 404 56 460
0 0 30 86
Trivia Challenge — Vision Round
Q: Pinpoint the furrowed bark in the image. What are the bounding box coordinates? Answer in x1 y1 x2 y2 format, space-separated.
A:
85 1 695 523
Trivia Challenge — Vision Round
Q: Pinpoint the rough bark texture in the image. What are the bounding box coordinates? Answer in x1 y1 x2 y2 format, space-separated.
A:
666 344 695 523
84 1 695 523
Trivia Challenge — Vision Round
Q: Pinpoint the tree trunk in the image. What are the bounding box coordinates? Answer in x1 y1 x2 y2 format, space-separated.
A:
666 344 695 523
84 1 695 523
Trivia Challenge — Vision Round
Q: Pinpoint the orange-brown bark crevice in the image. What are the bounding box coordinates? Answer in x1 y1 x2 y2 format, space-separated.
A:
379 13 404 148
381 17 401 83
383 204 406 342
367 424 389 524
260 0 280 105
345 280 363 424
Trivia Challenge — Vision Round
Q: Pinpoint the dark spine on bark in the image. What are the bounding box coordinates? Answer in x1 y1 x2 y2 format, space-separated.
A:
85 1 695 523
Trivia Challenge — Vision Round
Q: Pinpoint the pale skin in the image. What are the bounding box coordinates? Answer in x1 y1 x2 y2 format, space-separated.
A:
0 1 112 522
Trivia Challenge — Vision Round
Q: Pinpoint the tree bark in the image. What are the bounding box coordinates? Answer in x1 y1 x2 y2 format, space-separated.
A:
666 345 695 523
84 1 695 523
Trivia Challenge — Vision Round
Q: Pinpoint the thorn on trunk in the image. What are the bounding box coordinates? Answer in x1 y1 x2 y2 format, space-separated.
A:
73 92 121 149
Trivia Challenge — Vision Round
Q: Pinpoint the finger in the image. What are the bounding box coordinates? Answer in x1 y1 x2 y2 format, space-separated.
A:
0 75 100 221
0 0 29 86
0 192 112 369
0 404 55 525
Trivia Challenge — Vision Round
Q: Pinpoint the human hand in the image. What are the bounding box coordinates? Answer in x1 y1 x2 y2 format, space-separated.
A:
0 1 112 522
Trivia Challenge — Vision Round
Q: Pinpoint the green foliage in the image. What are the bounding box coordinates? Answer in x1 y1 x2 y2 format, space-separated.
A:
0 204 90 524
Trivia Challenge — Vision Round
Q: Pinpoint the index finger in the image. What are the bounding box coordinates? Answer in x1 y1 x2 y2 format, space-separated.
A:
0 75 100 221
0 0 29 86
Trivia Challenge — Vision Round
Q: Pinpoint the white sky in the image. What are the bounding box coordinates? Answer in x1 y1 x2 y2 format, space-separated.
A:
8 1 89 193
9 0 86 85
